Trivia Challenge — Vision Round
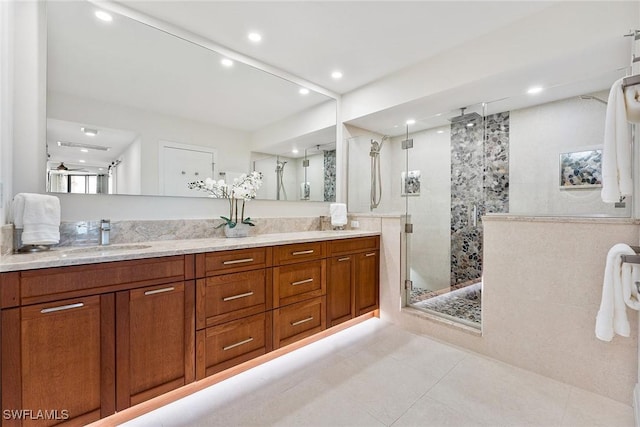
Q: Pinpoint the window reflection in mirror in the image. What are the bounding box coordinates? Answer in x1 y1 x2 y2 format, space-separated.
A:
45 1 337 200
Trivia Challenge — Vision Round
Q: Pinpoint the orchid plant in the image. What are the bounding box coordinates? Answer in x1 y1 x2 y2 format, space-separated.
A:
188 171 263 228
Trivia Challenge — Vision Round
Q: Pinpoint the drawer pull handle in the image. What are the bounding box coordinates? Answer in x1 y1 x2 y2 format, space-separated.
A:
223 337 253 351
223 291 254 302
292 250 314 256
365 253 376 257
291 278 314 286
338 257 350 262
40 303 84 314
291 316 314 326
223 258 254 265
144 287 175 296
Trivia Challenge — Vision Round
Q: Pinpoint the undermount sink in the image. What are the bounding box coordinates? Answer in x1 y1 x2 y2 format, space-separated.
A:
62 244 153 254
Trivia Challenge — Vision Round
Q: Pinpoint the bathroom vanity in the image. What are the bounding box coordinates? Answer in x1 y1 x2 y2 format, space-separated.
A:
0 232 379 426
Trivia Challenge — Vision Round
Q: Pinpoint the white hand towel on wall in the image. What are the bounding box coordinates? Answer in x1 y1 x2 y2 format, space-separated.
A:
601 78 632 203
595 243 637 342
624 84 640 124
329 203 348 227
13 193 61 245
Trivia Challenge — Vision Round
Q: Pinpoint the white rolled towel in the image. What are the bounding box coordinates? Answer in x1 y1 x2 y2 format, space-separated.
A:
329 203 347 227
624 85 640 123
601 78 632 203
595 243 636 341
13 193 61 245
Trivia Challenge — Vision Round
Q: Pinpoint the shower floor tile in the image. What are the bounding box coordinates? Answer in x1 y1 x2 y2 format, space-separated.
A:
410 282 482 326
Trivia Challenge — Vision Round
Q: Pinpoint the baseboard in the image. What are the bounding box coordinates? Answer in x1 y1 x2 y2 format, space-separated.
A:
634 383 640 427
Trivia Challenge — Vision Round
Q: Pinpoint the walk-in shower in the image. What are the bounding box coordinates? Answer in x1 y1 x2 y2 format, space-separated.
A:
370 136 388 210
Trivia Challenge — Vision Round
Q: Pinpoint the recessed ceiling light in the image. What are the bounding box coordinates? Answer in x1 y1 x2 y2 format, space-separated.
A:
81 127 98 136
292 148 299 154
437 130 444 134
248 32 262 43
331 71 343 79
299 88 310 95
95 10 113 22
98 168 104 171
406 119 416 125
527 86 543 95
80 148 89 153
221 58 234 67
79 159 86 163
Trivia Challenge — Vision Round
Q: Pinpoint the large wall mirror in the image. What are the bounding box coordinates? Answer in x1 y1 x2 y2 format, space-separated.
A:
45 1 337 202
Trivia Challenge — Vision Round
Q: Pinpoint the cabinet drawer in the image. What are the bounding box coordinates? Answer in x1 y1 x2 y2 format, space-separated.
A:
20 256 186 305
196 312 272 378
273 260 325 307
197 269 270 328
329 236 379 256
273 241 326 265
200 247 269 276
273 296 326 349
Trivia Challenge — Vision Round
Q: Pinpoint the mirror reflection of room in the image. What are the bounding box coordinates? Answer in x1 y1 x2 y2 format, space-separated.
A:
45 0 337 201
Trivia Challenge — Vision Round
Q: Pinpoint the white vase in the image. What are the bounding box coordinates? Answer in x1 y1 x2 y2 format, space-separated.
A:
224 223 251 238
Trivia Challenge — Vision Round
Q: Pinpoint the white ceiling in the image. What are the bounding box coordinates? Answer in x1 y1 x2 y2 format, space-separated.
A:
121 1 558 94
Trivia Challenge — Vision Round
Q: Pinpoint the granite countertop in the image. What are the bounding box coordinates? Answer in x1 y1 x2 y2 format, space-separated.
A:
0 230 380 272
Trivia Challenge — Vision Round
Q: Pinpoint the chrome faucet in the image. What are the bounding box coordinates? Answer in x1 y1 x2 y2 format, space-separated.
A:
99 219 111 245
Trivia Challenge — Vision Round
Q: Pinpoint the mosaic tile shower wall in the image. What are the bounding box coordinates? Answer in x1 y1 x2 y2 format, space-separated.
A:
450 112 509 286
324 150 336 202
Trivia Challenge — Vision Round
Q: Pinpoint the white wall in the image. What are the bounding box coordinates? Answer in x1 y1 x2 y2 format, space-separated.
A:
115 136 141 195
345 125 393 213
11 1 46 210
510 92 629 216
48 92 250 196
0 1 14 225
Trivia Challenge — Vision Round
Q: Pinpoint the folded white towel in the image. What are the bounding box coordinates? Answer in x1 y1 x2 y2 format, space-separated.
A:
329 203 348 227
601 79 632 203
624 85 640 123
595 243 636 341
13 193 61 245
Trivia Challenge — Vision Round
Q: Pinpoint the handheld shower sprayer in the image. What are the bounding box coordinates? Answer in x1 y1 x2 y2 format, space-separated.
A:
370 135 388 210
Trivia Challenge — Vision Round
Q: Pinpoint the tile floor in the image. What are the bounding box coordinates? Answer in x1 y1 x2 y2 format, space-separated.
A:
122 319 634 427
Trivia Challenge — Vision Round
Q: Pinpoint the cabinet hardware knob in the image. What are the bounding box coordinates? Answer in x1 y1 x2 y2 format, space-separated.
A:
291 316 314 326
144 287 175 296
338 257 350 262
292 250 314 256
291 278 313 286
223 291 254 302
365 253 376 257
223 337 253 351
223 258 254 265
40 302 84 314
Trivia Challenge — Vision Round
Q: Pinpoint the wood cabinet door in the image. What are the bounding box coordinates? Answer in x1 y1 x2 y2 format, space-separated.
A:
355 251 379 315
15 295 115 427
327 255 355 327
116 281 195 411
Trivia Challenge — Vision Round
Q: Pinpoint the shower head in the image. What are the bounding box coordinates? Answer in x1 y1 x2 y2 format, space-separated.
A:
370 135 389 155
449 110 483 124
276 160 287 172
